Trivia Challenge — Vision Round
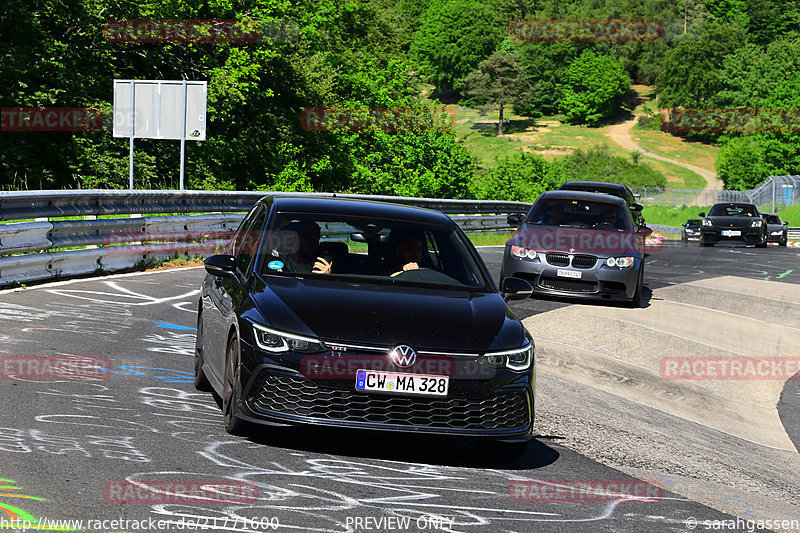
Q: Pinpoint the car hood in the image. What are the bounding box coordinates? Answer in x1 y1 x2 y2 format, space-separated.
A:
707 216 755 228
249 275 527 352
511 226 642 256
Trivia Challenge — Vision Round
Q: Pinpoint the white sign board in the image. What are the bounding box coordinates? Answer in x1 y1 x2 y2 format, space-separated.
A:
113 80 207 140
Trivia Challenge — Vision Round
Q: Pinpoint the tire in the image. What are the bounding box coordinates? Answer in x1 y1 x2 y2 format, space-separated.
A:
629 265 643 308
701 240 714 247
222 335 250 436
780 237 788 247
755 233 768 248
193 310 213 392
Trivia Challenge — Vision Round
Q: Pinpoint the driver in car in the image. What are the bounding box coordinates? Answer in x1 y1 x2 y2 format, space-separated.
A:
383 230 425 277
280 220 333 274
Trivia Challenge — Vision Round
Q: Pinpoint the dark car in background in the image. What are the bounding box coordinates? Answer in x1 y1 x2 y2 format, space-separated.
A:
762 213 789 246
196 196 535 458
558 181 646 227
681 219 702 242
501 191 652 307
699 203 767 247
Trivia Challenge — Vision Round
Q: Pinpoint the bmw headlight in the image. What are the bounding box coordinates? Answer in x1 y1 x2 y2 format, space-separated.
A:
604 257 635 268
253 323 327 353
750 219 764 228
480 341 534 371
702 218 712 227
511 246 539 261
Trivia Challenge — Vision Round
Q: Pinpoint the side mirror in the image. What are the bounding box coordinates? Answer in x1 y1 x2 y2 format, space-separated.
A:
632 203 644 212
784 221 789 226
205 254 236 278
501 277 533 301
507 213 524 227
698 212 706 218
637 226 653 237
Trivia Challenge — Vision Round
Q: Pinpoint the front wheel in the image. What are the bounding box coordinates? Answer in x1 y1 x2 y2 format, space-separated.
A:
193 310 213 392
780 236 788 247
755 234 768 248
222 335 250 436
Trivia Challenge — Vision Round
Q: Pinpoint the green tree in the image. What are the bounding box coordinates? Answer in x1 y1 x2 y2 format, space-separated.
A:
410 0 505 94
716 136 770 190
657 20 748 109
558 50 630 124
561 144 667 187
461 47 530 135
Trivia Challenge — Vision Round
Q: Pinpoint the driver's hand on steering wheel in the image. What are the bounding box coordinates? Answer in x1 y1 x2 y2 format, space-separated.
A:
313 257 333 274
390 262 419 277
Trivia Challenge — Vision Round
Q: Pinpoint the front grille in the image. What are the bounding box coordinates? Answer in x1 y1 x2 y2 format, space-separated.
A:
545 253 570 267
251 374 529 430
571 254 597 269
539 277 598 293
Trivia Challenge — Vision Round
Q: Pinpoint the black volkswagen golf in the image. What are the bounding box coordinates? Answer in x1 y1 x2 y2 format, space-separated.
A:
195 196 535 456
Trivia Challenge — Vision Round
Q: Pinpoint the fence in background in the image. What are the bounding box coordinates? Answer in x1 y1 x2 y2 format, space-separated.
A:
633 176 800 210
0 190 531 287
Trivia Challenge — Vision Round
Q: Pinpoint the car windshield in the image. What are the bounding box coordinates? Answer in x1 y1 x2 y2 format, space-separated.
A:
764 215 780 224
686 219 701 225
259 212 489 290
561 185 625 201
525 198 631 230
708 204 758 217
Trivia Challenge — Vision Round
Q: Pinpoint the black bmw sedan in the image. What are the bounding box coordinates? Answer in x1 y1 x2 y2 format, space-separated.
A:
195 196 535 456
698 203 767 247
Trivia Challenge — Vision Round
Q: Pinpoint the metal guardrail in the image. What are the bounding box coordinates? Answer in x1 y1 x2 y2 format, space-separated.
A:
789 228 800 240
0 190 531 287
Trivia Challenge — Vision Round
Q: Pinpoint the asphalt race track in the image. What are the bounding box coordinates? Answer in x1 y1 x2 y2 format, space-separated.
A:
0 241 798 533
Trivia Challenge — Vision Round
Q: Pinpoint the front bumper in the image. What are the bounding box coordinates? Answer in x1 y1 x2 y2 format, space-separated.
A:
766 231 787 243
500 249 639 301
235 357 535 439
700 227 764 245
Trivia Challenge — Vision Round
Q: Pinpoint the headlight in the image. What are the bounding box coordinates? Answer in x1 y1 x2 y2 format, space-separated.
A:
253 323 327 353
604 257 635 268
480 341 534 371
702 218 712 227
750 219 764 227
511 246 539 261
771 231 783 235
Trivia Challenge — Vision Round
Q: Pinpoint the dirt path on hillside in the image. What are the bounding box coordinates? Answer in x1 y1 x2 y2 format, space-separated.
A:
606 116 724 190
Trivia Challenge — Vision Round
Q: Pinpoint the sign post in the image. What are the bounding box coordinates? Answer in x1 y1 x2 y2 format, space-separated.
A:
113 80 207 190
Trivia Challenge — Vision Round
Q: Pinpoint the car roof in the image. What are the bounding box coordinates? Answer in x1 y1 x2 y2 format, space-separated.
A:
537 190 627 206
711 202 758 208
559 181 628 193
264 196 455 226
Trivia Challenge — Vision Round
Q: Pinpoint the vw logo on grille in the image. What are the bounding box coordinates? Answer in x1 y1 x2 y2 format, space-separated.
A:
390 345 417 368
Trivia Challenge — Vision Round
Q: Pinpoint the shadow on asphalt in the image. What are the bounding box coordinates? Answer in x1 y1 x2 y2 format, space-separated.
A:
237 424 560 470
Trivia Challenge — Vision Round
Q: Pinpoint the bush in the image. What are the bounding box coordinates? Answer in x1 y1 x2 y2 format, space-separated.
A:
469 151 564 202
561 145 667 187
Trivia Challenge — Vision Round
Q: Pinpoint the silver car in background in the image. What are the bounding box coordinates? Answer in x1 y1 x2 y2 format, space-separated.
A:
500 191 652 307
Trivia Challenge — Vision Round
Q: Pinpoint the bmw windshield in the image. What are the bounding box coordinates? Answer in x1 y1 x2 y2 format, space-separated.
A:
258 212 491 290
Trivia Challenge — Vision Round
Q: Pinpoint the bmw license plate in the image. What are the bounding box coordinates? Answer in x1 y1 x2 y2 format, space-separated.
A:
355 370 449 397
557 269 582 279
721 230 741 237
